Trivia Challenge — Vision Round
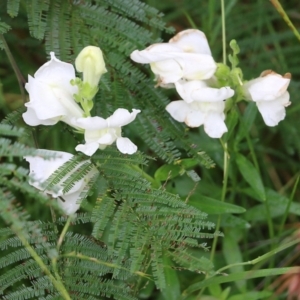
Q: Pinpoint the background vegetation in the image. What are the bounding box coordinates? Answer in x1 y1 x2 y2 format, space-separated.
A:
0 0 300 299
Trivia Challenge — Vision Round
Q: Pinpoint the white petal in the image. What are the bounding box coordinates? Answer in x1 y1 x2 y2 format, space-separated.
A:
256 91 290 126
35 52 76 86
151 60 183 84
96 131 117 145
23 53 84 127
106 108 141 127
181 54 217 80
185 110 205 127
192 86 234 102
204 112 227 138
75 142 99 156
116 137 138 154
75 116 107 130
166 101 191 122
174 81 233 103
244 73 290 101
130 44 184 63
25 150 73 184
22 107 59 126
174 80 206 103
169 29 212 55
57 193 81 215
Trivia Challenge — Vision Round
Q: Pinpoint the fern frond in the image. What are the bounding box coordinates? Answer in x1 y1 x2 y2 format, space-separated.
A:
7 0 21 17
0 138 37 157
0 107 26 125
26 0 50 40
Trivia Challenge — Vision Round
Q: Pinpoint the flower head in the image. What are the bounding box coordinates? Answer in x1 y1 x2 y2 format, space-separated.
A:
130 29 217 86
75 108 141 156
166 80 234 138
23 52 84 127
243 70 291 126
75 46 107 88
24 150 98 215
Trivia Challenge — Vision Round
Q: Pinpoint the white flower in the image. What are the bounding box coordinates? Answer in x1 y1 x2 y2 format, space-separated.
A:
174 80 234 103
75 108 141 156
166 80 234 138
24 150 98 215
23 52 84 127
130 29 217 86
75 46 107 87
243 70 291 126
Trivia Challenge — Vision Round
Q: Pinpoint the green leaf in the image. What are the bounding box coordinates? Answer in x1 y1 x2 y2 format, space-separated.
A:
155 164 182 181
181 267 299 298
236 154 266 201
223 107 239 142
228 291 272 300
161 254 180 300
155 158 199 182
245 188 300 221
235 102 257 143
223 229 246 292
189 195 246 214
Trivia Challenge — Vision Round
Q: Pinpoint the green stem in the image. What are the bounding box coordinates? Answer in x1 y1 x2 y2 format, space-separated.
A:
57 215 73 251
52 216 73 288
62 252 150 279
210 141 229 262
13 227 71 300
216 237 300 275
278 176 300 236
130 164 160 188
270 0 300 42
209 0 229 264
0 34 26 104
221 0 226 65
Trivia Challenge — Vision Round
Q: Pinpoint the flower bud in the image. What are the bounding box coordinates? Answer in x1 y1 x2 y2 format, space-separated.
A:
75 46 107 87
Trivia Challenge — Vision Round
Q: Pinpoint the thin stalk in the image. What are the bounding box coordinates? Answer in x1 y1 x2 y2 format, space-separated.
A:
0 34 26 104
51 216 74 283
221 0 226 65
13 227 71 300
270 0 300 42
209 0 229 265
62 252 150 279
210 141 229 262
278 176 300 236
216 237 300 275
57 215 73 251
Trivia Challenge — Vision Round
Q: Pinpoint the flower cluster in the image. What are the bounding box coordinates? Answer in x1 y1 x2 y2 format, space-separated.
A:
131 29 234 138
130 29 291 137
23 46 140 214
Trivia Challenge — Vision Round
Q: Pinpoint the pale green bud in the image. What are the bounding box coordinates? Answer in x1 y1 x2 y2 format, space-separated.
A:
75 46 107 87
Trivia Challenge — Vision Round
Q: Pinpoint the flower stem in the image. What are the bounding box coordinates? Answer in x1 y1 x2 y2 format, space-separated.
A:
270 0 300 42
210 141 229 262
278 175 300 236
51 216 74 293
216 237 300 275
0 34 27 104
221 0 226 65
209 0 229 264
13 227 71 300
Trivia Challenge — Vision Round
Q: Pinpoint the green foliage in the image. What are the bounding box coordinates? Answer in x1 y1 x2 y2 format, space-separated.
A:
1 0 300 299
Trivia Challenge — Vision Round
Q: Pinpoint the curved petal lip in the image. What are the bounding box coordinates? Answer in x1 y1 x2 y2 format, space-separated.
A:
116 137 137 154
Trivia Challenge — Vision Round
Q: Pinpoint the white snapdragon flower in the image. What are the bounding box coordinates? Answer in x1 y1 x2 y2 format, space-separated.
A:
23 52 84 127
130 29 217 86
75 108 141 156
75 46 107 88
166 80 234 138
24 150 98 215
243 70 291 126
